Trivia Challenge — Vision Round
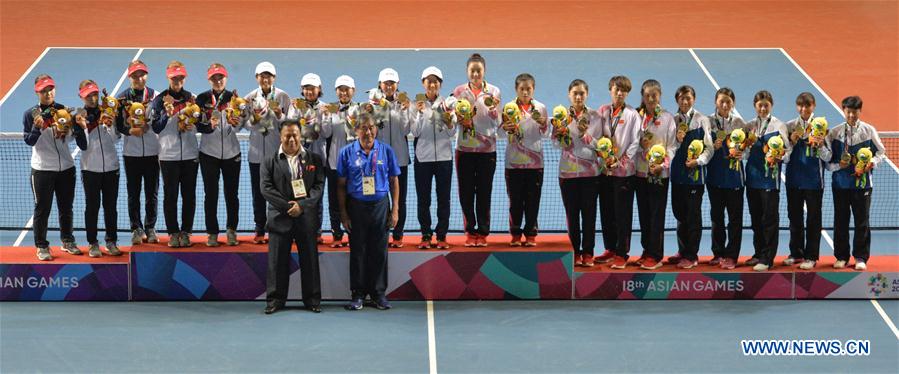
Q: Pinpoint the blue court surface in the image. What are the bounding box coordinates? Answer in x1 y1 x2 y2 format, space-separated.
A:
1 300 897 373
1 48 898 373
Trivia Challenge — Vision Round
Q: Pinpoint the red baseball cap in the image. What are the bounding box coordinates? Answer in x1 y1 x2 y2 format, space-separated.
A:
207 65 228 79
78 83 99 99
127 63 149 77
34 77 56 92
166 65 187 79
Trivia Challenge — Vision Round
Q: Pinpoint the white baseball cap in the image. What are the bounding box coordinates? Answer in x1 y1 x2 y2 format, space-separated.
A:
301 73 322 87
378 68 399 83
421 66 443 81
255 61 277 76
334 75 355 88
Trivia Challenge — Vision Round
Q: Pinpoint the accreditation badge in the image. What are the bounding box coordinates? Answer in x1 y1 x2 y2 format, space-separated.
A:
291 179 307 198
362 176 375 196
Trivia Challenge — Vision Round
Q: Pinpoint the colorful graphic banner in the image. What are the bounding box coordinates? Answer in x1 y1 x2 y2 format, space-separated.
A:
575 272 794 299
0 264 128 301
795 272 899 299
389 251 573 300
130 250 573 301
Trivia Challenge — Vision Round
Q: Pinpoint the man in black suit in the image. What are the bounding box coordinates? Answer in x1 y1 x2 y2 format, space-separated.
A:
261 120 325 314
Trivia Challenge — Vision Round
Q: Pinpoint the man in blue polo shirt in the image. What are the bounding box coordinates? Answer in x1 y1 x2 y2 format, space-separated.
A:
337 111 400 311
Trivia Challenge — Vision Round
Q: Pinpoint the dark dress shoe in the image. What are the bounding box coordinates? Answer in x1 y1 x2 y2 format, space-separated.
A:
307 305 322 313
264 303 284 314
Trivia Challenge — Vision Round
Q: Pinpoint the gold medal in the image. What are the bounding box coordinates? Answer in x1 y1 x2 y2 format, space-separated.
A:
716 130 727 141
294 99 307 111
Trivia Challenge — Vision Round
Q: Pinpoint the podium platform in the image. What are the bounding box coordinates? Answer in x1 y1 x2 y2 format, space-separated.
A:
2 235 896 301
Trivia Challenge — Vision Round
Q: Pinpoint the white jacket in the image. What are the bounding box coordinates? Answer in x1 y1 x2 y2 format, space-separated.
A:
452 82 502 153
80 108 121 172
197 89 242 160
554 107 602 179
411 95 456 163
286 99 328 159
598 103 642 177
23 103 84 171
504 99 550 169
116 87 159 157
244 87 290 164
373 97 412 166
321 102 359 170
150 91 200 162
198 110 241 160
635 109 678 178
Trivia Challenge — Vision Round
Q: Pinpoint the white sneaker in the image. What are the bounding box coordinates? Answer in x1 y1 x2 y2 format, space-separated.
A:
753 263 770 272
799 260 816 270
833 260 847 269
783 256 800 266
854 261 867 271
36 247 52 261
88 243 102 258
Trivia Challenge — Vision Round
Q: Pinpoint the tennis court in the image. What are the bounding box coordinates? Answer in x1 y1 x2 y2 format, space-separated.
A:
1 47 897 373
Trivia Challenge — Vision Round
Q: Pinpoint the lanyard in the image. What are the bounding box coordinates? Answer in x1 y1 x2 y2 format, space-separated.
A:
467 82 490 104
609 105 623 137
261 88 275 105
714 113 730 131
285 153 304 179
756 117 770 137
361 146 379 177
518 99 533 114
571 106 585 122
844 124 854 154
37 104 54 117
679 110 695 129
131 88 150 103
211 90 226 109
641 108 659 131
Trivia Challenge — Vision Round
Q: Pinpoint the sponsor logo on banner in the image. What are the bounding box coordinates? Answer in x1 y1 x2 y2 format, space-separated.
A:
866 273 897 298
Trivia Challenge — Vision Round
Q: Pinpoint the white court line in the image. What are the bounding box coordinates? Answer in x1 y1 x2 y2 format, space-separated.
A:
13 148 81 247
427 300 437 374
692 47 854 250
12 48 144 247
779 48 899 174
12 217 34 247
780 47 899 341
46 46 782 51
688 48 742 118
0 47 50 107
870 300 899 340
112 49 144 94
692 49 898 339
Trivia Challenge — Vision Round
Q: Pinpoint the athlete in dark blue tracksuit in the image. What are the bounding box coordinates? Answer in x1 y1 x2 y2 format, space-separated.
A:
784 95 831 269
743 92 791 270
705 109 748 269
825 96 885 270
